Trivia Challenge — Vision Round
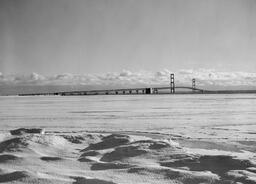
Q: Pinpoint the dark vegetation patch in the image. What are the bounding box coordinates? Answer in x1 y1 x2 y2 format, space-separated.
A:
0 171 29 183
161 155 254 183
40 156 62 161
91 162 132 170
10 128 43 135
80 150 100 157
61 135 85 144
0 154 20 163
159 153 193 161
100 145 147 162
0 137 28 153
72 177 117 184
101 134 129 141
98 137 175 162
82 134 130 151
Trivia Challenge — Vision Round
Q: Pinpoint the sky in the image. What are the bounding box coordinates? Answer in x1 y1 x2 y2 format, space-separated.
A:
1 0 256 93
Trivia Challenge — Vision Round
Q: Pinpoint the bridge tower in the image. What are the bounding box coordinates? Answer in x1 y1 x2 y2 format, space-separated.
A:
170 74 175 94
192 78 196 91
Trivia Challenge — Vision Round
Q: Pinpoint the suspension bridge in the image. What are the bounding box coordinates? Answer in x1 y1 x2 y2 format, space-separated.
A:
19 74 211 96
19 74 256 96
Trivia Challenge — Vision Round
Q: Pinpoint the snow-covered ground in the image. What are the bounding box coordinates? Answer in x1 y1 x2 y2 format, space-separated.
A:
0 94 255 183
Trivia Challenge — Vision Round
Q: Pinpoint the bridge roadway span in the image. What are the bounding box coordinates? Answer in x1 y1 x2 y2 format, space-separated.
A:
19 86 206 96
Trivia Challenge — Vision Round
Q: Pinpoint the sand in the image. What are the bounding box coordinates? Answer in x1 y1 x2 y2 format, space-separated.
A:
0 128 255 184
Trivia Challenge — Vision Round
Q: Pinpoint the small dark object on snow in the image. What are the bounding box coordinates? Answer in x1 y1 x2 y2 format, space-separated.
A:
10 128 45 135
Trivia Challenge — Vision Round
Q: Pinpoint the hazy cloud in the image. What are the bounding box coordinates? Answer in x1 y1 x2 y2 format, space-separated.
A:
1 69 256 89
177 69 256 87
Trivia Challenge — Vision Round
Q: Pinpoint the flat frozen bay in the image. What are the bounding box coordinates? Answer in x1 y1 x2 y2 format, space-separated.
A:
1 94 256 140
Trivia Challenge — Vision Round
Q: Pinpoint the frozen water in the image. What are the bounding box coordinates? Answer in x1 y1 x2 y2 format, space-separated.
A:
0 94 256 140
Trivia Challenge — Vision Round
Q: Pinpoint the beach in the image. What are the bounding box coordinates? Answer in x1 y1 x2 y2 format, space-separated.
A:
0 95 255 183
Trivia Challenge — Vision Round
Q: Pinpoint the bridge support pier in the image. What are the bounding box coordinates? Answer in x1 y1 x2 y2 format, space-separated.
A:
192 78 196 92
170 74 175 94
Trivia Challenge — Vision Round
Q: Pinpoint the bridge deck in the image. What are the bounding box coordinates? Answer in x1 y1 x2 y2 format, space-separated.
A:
19 86 206 96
